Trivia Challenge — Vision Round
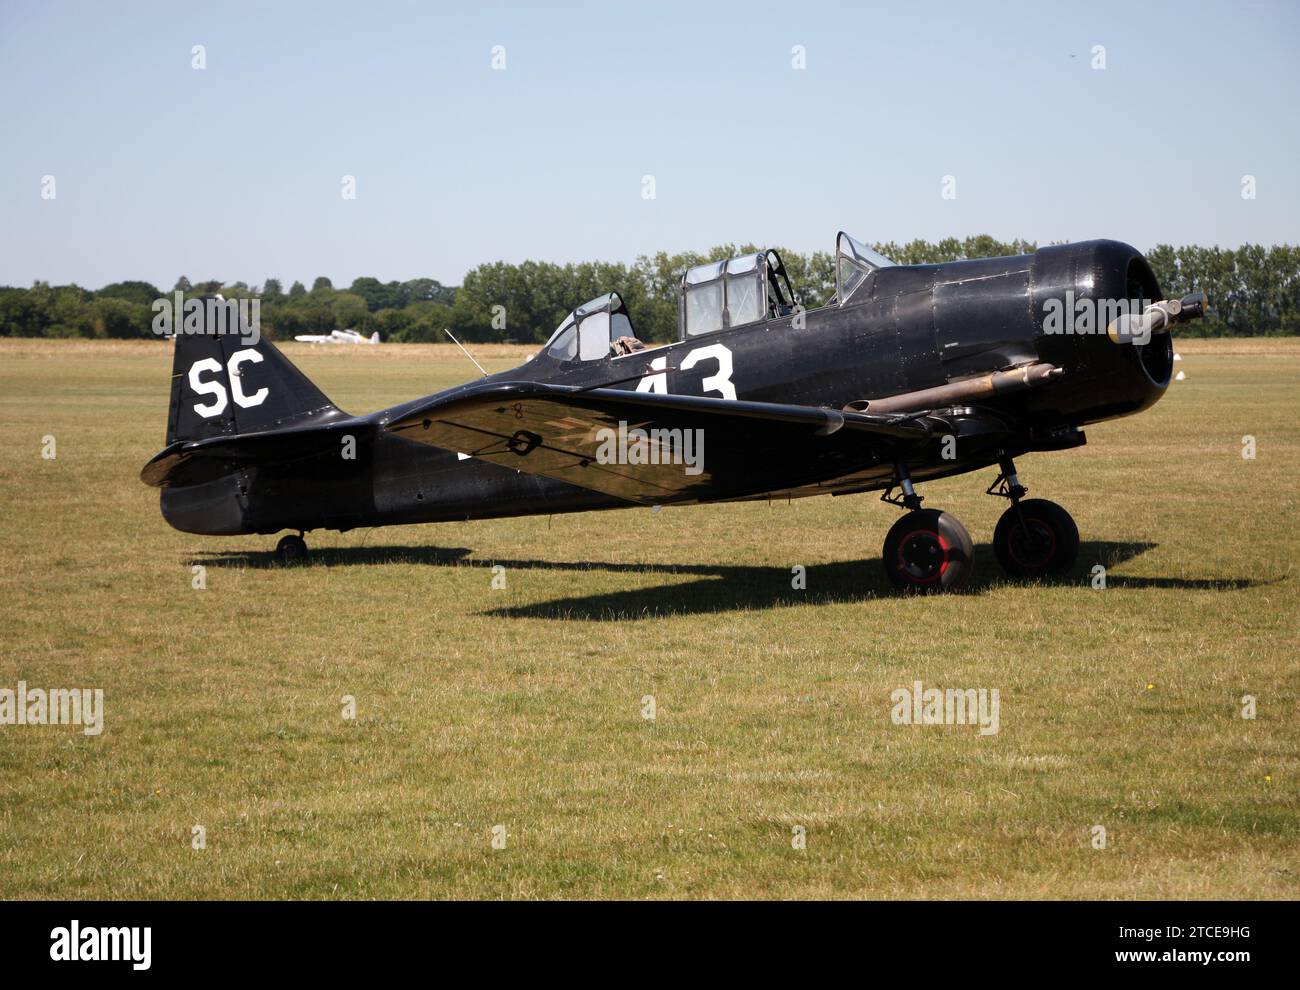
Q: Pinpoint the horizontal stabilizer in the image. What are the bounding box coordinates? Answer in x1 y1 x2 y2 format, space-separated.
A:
141 419 364 488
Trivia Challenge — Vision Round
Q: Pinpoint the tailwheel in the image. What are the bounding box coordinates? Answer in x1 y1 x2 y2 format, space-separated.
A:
993 499 1078 579
275 533 308 564
882 509 974 593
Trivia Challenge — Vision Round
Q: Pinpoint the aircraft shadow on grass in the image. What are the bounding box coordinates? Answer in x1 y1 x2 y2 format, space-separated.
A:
191 539 1265 621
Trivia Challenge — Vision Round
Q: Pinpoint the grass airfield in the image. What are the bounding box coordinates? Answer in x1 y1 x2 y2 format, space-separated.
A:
0 336 1296 899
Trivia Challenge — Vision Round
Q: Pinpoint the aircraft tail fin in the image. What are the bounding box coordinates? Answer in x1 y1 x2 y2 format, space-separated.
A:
370 331 380 344
165 298 345 445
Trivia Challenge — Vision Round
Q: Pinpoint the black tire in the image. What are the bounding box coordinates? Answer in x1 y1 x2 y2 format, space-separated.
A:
275 534 308 564
993 499 1079 579
882 509 974 593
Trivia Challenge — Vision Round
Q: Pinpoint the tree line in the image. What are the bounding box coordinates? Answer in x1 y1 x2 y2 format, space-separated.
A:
2 237 1296 344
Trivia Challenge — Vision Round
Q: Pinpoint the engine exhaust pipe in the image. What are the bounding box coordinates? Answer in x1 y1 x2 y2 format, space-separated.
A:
846 362 1064 415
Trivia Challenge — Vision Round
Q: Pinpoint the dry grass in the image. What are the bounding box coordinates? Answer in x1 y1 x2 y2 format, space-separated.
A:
0 337 539 362
0 337 1296 899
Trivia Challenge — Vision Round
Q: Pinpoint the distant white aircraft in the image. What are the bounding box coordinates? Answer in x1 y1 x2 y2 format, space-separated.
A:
293 329 380 345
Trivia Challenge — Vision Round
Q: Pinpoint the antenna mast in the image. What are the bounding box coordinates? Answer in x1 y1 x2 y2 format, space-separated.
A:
442 328 488 377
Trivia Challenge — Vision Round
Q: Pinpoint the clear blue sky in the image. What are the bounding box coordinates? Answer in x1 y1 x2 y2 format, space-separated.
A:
1 0 1296 290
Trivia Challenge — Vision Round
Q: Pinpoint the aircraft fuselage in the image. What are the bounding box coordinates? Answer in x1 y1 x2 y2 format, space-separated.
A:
159 239 1174 537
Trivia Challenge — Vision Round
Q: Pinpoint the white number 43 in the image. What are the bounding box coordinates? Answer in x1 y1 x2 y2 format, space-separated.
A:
635 342 736 400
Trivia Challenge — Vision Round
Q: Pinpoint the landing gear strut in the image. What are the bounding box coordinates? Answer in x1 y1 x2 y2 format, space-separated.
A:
275 532 308 564
880 462 974 593
988 455 1079 579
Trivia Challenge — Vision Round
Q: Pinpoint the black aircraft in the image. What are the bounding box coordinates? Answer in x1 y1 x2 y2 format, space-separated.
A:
141 234 1205 592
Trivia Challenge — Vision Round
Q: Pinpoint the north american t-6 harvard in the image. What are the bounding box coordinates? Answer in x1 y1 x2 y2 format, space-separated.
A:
141 233 1206 592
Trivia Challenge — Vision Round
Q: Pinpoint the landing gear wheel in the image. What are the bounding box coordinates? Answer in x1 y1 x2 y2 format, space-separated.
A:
275 534 308 564
882 509 974 593
993 499 1078 579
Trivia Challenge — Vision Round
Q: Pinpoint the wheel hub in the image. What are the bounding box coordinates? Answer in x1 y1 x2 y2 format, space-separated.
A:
1008 519 1056 569
897 530 949 583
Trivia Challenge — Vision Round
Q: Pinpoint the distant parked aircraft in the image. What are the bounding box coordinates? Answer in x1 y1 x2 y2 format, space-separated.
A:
293 329 380 345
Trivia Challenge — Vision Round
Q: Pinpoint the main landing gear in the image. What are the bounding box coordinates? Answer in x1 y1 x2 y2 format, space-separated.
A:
880 463 974 593
987 456 1079 579
275 532 308 564
879 456 1079 593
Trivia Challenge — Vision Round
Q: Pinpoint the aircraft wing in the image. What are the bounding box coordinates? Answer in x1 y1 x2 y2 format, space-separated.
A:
383 381 934 504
